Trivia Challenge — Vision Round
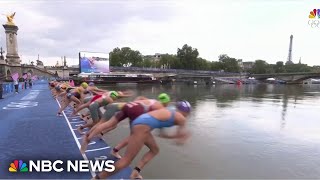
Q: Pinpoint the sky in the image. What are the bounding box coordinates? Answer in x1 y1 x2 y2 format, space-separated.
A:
0 0 319 66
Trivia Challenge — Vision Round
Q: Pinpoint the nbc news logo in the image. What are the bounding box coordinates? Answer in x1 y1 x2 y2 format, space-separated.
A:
9 160 28 172
8 159 115 173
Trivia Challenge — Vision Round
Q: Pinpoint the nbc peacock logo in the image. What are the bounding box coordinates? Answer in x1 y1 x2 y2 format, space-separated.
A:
308 9 320 19
9 160 29 172
308 9 320 28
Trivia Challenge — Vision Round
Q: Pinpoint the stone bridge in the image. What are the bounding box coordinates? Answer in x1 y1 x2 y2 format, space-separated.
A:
250 72 320 83
109 66 241 77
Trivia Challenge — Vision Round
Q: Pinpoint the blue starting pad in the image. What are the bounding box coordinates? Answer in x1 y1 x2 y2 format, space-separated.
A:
62 106 132 179
0 81 132 179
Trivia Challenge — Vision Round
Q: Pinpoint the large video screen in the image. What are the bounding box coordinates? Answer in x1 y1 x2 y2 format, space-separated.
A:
79 51 109 73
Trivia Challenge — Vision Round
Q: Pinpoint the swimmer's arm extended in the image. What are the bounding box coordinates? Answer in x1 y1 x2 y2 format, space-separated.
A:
93 88 108 93
134 96 148 100
119 90 134 98
57 91 67 97
71 96 82 105
73 102 89 115
90 89 108 95
158 122 189 139
107 96 114 103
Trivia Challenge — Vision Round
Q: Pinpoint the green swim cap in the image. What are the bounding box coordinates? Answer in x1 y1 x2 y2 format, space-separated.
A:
158 93 170 104
109 91 119 99
81 82 88 89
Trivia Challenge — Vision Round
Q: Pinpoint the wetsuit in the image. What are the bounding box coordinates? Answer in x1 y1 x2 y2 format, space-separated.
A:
89 94 111 122
101 103 126 121
115 99 157 124
67 87 82 100
131 108 176 130
90 94 102 103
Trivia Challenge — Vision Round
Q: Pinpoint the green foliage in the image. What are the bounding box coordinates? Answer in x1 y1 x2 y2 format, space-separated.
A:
274 61 285 73
284 64 311 73
250 60 269 74
109 47 143 67
218 54 241 72
109 45 314 73
177 44 199 70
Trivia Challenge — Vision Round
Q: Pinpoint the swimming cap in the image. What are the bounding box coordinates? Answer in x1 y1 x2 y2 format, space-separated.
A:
55 85 61 91
60 85 67 90
176 100 191 113
89 82 95 86
81 82 88 89
158 93 171 104
109 91 119 99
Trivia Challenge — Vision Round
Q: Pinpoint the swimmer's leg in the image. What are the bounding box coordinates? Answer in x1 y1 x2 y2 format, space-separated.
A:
80 119 118 154
57 99 70 116
77 122 95 135
94 127 148 179
130 133 159 179
111 136 130 159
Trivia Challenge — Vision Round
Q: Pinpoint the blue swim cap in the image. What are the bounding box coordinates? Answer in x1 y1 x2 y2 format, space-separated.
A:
89 82 95 86
176 100 191 113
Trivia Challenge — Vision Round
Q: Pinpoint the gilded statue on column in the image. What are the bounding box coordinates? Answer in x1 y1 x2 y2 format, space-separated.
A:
2 12 16 25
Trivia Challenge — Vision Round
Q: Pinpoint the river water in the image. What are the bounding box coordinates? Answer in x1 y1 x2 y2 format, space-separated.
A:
99 83 320 179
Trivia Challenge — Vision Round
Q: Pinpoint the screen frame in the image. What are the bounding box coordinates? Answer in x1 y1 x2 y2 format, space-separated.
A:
78 51 110 74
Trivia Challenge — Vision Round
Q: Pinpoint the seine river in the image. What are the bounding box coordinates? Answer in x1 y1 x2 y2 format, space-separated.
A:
99 83 320 179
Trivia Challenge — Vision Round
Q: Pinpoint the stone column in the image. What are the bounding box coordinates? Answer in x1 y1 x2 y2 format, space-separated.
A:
3 24 21 66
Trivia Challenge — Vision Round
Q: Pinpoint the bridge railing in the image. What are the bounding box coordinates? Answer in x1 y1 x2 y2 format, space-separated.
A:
110 66 245 76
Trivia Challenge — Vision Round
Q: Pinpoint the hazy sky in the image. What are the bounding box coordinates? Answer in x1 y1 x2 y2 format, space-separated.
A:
0 0 319 66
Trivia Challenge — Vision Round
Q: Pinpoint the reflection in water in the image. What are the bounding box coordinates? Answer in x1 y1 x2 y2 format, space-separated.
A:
98 83 320 179
281 94 288 130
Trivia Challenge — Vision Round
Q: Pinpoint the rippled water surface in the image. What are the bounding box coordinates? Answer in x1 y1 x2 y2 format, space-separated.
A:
99 84 320 179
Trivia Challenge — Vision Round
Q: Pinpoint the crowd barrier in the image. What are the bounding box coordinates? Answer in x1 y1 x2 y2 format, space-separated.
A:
1 82 30 95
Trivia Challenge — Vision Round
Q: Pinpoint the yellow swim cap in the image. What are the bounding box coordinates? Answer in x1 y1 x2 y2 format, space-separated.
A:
81 82 88 89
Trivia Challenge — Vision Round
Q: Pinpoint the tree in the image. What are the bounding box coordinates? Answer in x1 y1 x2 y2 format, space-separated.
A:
274 61 285 73
177 44 199 70
109 47 143 67
142 57 154 68
159 54 174 69
250 60 268 74
109 47 122 66
284 64 311 73
210 61 223 71
195 58 211 70
218 54 241 72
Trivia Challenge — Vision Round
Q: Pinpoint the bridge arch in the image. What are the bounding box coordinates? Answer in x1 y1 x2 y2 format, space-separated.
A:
27 69 33 75
7 69 11 77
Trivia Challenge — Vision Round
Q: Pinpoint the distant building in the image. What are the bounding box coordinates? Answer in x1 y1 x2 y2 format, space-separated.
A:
238 59 243 69
70 65 79 68
34 54 44 68
242 61 255 71
143 53 163 61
